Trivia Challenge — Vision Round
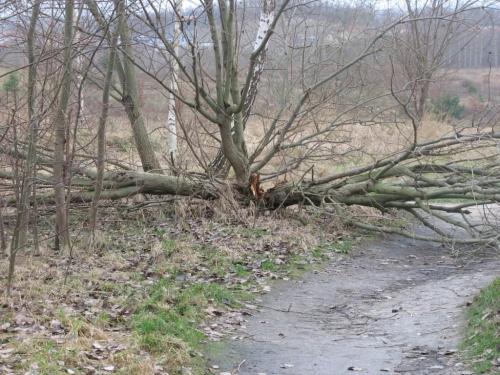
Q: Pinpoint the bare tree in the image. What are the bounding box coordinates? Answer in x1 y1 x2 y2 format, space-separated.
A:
89 0 123 231
53 0 75 250
7 0 42 297
387 0 483 121
208 0 277 176
1 0 500 256
84 0 163 173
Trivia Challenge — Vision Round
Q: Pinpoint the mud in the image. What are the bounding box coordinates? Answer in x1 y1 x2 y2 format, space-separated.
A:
210 219 500 374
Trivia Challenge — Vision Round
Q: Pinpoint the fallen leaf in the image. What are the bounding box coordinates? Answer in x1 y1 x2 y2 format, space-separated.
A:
92 342 104 350
84 352 104 360
49 320 65 334
0 348 14 355
13 313 34 326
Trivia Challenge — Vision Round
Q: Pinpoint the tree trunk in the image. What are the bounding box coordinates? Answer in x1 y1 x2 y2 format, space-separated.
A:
118 4 162 173
4 128 500 247
53 0 74 250
166 0 182 167
219 114 250 184
89 0 122 231
7 0 41 296
209 0 276 177
0 200 6 254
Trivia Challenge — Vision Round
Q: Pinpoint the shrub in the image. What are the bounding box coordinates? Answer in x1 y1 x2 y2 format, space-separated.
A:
430 93 465 120
461 79 472 88
3 73 19 93
466 84 477 94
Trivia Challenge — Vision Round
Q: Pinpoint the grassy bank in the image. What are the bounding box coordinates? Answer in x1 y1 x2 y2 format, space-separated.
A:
0 207 357 374
460 277 500 374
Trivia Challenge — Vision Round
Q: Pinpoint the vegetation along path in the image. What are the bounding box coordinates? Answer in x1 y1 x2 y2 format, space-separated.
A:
211 224 500 375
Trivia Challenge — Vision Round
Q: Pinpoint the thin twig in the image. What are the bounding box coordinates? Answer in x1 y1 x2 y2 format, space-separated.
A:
232 359 246 375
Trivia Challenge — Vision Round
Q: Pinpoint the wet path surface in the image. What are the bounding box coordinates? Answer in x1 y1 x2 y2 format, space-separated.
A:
211 228 500 375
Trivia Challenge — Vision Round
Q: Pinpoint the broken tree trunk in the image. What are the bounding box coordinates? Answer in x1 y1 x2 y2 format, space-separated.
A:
2 130 500 246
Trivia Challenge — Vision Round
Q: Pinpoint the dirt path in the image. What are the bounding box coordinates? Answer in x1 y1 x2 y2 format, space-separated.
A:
210 225 500 375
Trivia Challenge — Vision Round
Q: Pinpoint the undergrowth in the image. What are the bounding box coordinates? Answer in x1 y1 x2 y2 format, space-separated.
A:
0 204 358 374
133 279 249 371
460 277 500 374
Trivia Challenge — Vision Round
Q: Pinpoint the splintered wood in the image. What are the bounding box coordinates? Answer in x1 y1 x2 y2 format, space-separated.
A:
249 172 264 199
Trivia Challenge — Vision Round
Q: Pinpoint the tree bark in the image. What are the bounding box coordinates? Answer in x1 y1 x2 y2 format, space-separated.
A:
166 0 183 167
8 0 41 296
53 0 74 250
118 3 163 173
209 0 276 177
89 1 122 231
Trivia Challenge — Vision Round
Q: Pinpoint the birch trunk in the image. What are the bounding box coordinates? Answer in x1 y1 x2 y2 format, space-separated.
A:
166 0 182 167
74 11 85 130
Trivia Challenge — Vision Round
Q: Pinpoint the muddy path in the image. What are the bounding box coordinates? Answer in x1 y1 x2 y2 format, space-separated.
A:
209 224 500 375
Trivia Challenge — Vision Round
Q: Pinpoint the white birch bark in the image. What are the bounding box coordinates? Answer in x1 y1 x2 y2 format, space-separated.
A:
166 0 182 166
74 29 85 127
243 0 275 123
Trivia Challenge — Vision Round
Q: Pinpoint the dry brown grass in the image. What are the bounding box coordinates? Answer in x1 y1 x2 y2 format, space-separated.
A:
119 358 157 375
3 66 497 188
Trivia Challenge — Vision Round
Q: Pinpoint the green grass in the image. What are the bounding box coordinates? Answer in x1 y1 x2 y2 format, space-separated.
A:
248 228 269 236
460 277 500 373
132 279 250 372
95 312 112 328
19 341 69 374
162 239 176 256
312 247 326 258
260 259 276 271
233 263 251 277
258 238 355 278
330 238 354 253
12 336 85 375
134 309 204 354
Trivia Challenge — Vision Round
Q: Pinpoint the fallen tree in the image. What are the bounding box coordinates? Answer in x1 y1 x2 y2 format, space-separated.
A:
1 0 500 260
3 128 500 245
